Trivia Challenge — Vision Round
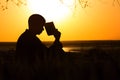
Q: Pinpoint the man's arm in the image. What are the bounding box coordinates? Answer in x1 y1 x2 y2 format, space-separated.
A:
49 29 65 55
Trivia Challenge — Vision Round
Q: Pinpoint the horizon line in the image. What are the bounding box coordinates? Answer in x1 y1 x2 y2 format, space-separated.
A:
0 40 120 43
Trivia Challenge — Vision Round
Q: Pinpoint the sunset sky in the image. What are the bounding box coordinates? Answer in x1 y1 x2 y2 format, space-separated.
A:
0 0 120 42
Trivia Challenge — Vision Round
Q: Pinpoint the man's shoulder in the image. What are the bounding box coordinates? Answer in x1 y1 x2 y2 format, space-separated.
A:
19 30 33 39
17 30 31 43
18 30 42 43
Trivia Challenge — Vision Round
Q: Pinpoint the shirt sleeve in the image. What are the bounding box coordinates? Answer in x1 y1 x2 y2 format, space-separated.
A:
49 40 65 56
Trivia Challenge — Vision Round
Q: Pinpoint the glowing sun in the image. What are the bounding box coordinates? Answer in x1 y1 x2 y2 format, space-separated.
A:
27 0 72 22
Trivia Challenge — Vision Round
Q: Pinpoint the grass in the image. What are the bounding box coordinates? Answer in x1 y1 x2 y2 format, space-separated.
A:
0 48 120 80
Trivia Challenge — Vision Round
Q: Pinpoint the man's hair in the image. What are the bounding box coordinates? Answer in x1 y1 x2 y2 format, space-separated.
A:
28 14 46 28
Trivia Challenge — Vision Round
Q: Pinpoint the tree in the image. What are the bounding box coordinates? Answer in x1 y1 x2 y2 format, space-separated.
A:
113 0 120 6
0 0 27 11
0 0 120 11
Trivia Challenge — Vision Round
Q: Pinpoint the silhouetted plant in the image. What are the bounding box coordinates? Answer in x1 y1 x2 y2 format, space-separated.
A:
0 0 120 11
0 0 27 11
113 0 120 6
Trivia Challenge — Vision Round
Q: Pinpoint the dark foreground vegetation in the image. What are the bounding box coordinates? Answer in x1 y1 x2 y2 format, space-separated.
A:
0 47 120 80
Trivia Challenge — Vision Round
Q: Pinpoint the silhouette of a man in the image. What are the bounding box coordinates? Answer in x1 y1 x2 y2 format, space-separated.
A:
15 14 65 80
16 14 64 58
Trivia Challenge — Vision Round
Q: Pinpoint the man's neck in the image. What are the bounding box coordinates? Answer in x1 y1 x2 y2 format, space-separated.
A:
27 29 36 36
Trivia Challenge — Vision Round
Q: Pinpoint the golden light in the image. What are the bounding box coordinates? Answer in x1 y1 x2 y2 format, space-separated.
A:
27 0 73 22
62 0 75 6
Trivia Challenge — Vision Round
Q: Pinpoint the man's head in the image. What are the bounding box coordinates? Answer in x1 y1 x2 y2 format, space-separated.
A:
28 14 46 35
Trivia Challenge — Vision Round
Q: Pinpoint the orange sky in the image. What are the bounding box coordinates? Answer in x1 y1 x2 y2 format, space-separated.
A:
0 0 120 42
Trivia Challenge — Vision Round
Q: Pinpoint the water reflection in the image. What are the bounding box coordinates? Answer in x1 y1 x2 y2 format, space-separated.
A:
63 46 92 53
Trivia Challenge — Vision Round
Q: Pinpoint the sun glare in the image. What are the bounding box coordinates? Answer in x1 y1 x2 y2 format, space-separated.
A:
27 0 72 22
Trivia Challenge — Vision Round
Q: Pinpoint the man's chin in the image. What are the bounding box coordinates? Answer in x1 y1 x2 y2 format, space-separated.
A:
37 32 42 35
37 33 40 35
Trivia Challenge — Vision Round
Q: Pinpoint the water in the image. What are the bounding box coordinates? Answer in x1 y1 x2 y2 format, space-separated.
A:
62 40 120 52
0 40 120 52
63 46 93 52
0 42 16 51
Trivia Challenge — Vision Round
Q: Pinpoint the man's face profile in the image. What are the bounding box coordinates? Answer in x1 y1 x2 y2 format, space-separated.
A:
35 23 45 35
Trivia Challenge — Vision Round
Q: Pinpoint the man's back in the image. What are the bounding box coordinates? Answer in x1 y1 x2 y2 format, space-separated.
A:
16 29 47 61
15 29 48 80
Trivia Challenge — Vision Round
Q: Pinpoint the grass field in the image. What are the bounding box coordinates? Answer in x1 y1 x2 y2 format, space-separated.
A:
0 47 120 80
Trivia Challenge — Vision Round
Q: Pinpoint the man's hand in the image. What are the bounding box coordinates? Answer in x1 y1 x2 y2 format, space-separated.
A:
54 29 61 41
